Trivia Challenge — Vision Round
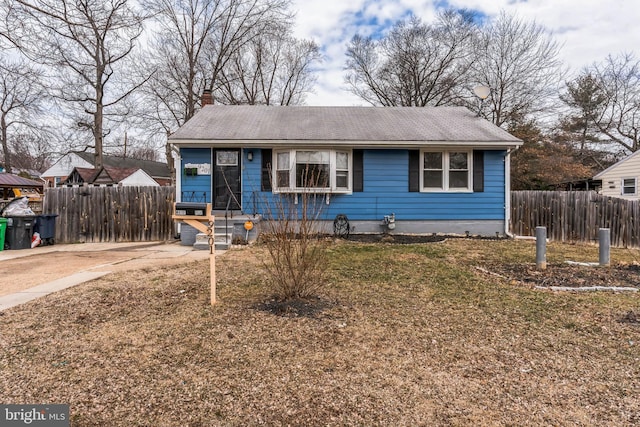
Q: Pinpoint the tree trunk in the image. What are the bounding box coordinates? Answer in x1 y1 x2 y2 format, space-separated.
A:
94 75 104 169
1 114 11 174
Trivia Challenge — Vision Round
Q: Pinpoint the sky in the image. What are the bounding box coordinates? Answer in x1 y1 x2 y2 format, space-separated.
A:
289 0 640 106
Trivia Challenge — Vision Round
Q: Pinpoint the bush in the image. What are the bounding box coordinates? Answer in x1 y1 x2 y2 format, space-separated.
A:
259 191 329 300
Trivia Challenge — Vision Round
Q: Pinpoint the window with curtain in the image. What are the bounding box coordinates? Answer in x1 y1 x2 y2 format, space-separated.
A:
274 149 351 193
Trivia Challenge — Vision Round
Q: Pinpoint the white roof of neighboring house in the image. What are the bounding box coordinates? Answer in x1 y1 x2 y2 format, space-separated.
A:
41 152 93 178
169 105 522 149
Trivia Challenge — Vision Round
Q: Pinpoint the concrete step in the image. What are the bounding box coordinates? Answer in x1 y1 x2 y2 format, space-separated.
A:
189 214 261 251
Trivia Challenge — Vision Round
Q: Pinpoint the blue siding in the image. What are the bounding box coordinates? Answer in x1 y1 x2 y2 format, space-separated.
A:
241 148 507 221
181 148 212 203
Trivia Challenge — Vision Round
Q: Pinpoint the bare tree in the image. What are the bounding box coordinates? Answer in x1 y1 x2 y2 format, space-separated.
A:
137 0 293 180
469 11 564 128
140 0 293 131
4 0 148 169
139 0 219 135
217 24 321 105
7 129 53 172
575 53 640 153
0 56 43 174
109 132 162 162
345 11 478 107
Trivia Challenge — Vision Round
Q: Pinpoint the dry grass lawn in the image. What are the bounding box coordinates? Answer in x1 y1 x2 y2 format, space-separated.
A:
1 238 640 426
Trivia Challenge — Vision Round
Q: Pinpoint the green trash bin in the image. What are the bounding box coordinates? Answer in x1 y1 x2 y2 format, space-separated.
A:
0 217 6 251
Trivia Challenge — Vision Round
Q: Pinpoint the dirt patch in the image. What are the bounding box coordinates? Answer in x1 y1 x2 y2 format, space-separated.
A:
254 296 335 318
485 262 640 289
344 233 447 244
620 310 640 325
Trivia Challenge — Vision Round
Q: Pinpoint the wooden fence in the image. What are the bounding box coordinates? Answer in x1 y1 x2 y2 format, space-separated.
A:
37 187 640 247
43 186 176 244
511 191 640 248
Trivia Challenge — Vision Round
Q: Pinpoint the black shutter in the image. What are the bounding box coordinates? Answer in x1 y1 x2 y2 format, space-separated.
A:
261 149 272 191
473 150 484 192
353 149 364 192
408 150 420 192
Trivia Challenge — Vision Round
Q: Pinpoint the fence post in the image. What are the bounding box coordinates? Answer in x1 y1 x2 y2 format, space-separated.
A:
599 228 610 267
536 226 547 270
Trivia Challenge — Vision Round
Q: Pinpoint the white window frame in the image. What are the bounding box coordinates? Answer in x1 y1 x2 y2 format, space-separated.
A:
622 177 637 195
273 148 352 194
420 150 473 192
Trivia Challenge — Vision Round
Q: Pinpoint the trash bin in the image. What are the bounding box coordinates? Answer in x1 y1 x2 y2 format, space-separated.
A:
0 217 7 251
35 214 58 246
180 223 198 246
5 215 36 250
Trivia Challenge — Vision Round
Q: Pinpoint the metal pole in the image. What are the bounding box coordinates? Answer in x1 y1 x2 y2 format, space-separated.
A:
599 228 610 267
536 226 547 270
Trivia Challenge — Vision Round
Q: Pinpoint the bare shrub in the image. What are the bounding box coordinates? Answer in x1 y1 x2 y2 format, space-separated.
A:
259 170 330 300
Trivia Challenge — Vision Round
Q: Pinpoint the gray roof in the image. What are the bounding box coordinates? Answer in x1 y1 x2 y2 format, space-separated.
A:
168 105 522 148
75 152 170 178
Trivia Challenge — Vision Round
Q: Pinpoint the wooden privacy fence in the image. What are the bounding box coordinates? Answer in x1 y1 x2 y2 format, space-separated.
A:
43 186 176 244
511 191 640 248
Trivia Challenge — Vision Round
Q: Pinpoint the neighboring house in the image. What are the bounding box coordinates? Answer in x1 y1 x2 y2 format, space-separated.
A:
62 166 160 187
168 105 523 236
594 150 640 199
41 152 171 187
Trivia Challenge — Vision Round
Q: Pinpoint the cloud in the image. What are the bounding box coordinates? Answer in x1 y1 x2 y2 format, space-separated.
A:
291 0 640 105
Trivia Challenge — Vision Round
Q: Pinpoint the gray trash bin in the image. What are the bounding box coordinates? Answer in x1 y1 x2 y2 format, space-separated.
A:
5 215 37 250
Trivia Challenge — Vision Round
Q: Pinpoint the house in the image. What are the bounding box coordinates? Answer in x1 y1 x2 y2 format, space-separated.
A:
41 152 171 187
168 105 523 236
594 150 640 199
62 166 160 187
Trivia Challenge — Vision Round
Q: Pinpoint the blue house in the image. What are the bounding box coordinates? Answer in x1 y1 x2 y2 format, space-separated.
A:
168 105 522 237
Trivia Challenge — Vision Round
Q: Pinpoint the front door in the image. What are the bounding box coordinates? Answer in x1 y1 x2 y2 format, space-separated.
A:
213 149 241 210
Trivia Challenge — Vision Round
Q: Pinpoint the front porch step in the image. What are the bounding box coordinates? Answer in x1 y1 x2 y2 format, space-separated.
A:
192 214 261 251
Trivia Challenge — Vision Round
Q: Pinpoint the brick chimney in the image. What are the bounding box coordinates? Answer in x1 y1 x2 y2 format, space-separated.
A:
201 88 213 106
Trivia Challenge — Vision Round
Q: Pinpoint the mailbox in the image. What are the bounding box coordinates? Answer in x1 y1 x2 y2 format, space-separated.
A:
172 202 212 220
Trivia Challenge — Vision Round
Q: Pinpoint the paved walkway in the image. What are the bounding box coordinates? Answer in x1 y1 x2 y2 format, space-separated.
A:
0 241 218 311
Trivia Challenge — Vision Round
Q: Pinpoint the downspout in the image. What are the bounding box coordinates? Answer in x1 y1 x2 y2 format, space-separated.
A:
504 146 519 238
171 144 181 203
172 144 182 236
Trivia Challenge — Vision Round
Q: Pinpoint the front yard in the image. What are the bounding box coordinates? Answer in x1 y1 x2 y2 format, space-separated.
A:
1 239 639 426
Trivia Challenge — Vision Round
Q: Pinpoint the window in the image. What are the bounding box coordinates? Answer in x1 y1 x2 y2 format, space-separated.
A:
336 152 349 189
216 151 238 166
296 151 330 188
622 178 637 195
273 149 351 193
276 152 290 187
421 150 471 191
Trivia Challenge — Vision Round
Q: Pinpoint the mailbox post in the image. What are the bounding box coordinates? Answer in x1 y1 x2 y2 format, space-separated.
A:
172 203 216 305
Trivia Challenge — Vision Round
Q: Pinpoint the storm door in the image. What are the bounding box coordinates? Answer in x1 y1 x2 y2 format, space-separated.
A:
213 149 241 210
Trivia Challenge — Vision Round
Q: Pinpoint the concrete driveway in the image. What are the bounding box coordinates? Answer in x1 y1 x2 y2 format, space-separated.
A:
0 241 215 311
